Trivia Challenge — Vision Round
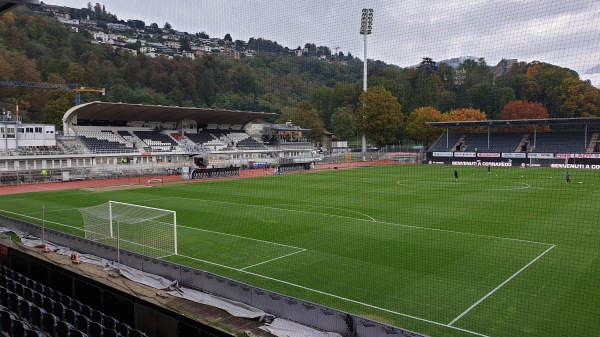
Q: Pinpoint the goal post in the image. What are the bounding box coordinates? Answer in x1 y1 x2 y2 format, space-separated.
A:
78 201 177 257
529 156 568 167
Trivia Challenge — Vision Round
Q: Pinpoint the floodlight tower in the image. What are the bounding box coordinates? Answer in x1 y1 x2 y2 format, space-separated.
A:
360 8 373 154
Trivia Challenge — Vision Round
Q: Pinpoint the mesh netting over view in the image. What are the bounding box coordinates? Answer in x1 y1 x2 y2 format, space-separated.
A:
78 201 177 257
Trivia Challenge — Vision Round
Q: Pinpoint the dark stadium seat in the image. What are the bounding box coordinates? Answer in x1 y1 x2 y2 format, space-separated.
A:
129 328 146 337
51 290 62 303
103 315 117 330
23 287 34 302
32 291 43 308
26 328 47 337
7 292 20 313
103 328 121 337
80 304 92 318
42 297 53 313
56 320 75 337
18 298 32 320
116 321 131 337
0 288 9 306
29 305 45 330
90 309 103 324
11 318 33 337
64 308 77 325
61 294 72 308
70 299 82 312
0 307 16 334
41 312 57 336
51 301 65 320
33 283 44 294
76 314 90 334
14 283 25 297
5 278 15 292
88 321 103 337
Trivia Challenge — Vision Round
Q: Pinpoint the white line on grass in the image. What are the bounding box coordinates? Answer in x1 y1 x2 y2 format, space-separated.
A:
448 244 556 326
178 253 489 337
177 225 303 250
134 196 554 246
240 249 306 270
0 209 83 231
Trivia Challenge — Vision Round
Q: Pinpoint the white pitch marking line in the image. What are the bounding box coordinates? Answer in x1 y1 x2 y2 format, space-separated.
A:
448 244 556 326
0 209 83 231
137 196 555 246
240 249 306 270
177 225 303 250
177 253 489 337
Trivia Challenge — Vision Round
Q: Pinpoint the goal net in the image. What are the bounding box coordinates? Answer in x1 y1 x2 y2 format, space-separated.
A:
529 157 568 168
78 201 177 257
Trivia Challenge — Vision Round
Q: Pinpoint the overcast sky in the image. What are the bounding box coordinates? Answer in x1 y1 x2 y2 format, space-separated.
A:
42 0 600 86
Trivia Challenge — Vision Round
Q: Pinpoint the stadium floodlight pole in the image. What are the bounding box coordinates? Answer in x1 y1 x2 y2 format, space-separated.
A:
360 8 373 154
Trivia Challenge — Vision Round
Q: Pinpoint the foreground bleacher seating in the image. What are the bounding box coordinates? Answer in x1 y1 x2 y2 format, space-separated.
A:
0 264 147 337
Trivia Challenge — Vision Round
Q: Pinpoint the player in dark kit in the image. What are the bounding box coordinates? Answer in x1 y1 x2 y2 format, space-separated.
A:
454 170 458 181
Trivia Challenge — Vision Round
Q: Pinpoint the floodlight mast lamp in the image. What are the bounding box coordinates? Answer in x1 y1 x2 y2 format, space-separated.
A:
360 8 373 154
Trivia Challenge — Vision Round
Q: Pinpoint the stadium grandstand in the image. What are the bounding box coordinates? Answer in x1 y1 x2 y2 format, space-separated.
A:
427 118 600 168
0 102 323 184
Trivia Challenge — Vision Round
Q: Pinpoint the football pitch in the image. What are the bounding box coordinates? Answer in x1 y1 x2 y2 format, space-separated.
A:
1 164 599 337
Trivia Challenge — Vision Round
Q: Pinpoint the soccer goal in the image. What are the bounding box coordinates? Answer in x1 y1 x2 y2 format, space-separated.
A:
78 201 177 257
529 156 568 167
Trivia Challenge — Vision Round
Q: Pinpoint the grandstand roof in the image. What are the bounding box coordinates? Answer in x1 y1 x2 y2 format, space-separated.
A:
63 101 276 126
427 117 600 128
0 0 38 14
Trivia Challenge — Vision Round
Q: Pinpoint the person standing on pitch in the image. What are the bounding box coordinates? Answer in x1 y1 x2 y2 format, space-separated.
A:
487 164 491 173
566 171 570 183
454 169 459 181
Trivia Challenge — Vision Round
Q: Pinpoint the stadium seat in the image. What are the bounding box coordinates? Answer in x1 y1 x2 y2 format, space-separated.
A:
103 315 117 330
29 305 45 330
23 287 34 302
60 294 72 308
31 291 43 308
26 328 47 337
11 318 33 337
88 320 103 337
129 328 146 337
0 288 9 306
51 301 65 320
70 329 90 337
42 297 53 313
70 299 82 312
103 328 121 337
33 283 44 294
56 320 75 337
80 304 92 318
7 292 20 313
116 321 131 337
51 290 61 303
90 310 103 325
41 312 57 336
18 298 32 320
64 308 77 325
0 307 16 334
76 314 90 334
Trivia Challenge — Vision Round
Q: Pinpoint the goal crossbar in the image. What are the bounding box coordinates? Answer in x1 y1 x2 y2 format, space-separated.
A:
79 201 177 257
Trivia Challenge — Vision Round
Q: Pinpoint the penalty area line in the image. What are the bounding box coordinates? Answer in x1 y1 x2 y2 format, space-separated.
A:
448 244 556 326
176 253 489 337
239 249 306 271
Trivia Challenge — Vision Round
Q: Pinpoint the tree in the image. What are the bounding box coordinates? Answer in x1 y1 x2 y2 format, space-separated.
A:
500 100 548 120
330 106 355 141
163 22 172 31
354 87 404 147
448 108 487 121
41 93 73 130
558 77 600 118
224 33 232 42
405 106 447 147
276 102 324 142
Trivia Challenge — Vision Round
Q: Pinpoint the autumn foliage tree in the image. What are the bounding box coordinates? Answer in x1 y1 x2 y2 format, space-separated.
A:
500 100 548 120
448 108 487 121
354 87 404 147
405 106 447 147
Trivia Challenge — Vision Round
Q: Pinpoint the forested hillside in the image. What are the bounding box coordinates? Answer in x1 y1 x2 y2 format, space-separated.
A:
0 5 599 145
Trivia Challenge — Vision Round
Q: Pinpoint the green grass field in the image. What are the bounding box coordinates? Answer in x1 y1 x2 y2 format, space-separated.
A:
1 164 599 337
